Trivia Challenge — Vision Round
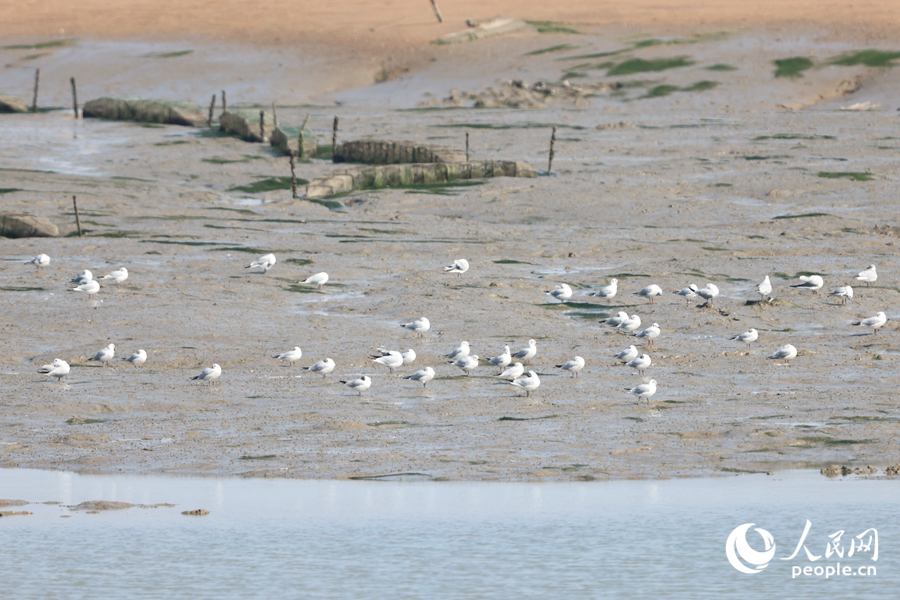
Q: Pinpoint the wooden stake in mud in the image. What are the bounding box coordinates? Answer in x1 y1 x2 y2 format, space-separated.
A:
289 152 298 199
332 115 339 163
259 110 265 141
73 195 82 237
429 0 444 23
547 125 557 176
31 68 40 113
465 131 469 162
298 113 310 159
70 77 78 118
221 89 227 112
271 102 278 129
207 94 216 127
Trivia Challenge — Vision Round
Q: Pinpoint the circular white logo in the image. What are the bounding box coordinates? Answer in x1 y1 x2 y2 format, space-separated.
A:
726 523 777 574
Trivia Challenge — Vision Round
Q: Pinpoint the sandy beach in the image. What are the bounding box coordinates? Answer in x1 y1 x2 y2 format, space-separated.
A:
2 3 900 480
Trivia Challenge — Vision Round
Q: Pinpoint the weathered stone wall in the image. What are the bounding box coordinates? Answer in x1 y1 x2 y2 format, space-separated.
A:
0 213 59 238
82 97 207 126
305 160 536 199
270 126 318 157
0 93 28 113
219 109 277 143
334 140 466 164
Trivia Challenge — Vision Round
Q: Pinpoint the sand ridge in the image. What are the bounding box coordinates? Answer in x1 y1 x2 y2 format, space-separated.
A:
3 0 900 54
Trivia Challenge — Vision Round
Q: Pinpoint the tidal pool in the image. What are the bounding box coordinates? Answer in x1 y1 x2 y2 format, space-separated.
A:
1 468 897 599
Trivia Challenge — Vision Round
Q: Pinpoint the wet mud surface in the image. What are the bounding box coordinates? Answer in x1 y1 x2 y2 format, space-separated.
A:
2 28 900 480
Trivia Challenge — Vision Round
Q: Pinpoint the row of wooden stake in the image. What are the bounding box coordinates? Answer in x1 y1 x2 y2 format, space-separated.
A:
28 68 79 116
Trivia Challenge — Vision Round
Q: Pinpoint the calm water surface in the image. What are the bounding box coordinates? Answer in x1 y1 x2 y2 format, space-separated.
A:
1 469 897 599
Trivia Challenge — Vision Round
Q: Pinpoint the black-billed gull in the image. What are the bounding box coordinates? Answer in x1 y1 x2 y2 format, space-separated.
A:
88 343 115 366
506 370 540 397
626 379 657 404
71 280 100 300
246 253 276 274
589 278 618 302
603 311 629 327
696 283 719 307
404 367 435 388
768 345 797 365
400 317 430 337
635 323 660 346
341 375 371 396
618 314 642 334
615 345 638 364
556 356 585 378
451 354 479 376
496 362 524 380
273 347 303 366
856 265 877 287
71 270 92 285
372 350 403 373
123 349 147 367
38 358 69 382
757 276 772 301
545 283 572 303
634 284 663 304
730 329 758 350
675 285 699 304
791 275 823 294
377 347 416 365
853 311 887 334
627 353 651 376
489 345 511 370
101 267 128 285
301 272 329 290
445 341 470 361
512 339 537 364
305 358 336 378
829 285 853 304
29 254 50 269
191 363 222 385
444 259 469 278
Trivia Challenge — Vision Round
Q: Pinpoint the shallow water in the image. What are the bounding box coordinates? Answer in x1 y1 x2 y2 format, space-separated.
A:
1 468 897 599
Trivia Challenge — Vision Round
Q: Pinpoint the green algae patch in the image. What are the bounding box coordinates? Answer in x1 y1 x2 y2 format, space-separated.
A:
526 21 580 34
526 44 576 56
608 56 694 76
774 57 814 78
817 172 874 181
830 50 900 67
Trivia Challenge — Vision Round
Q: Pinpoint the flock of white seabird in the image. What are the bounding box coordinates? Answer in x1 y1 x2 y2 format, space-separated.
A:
589 264 887 402
31 252 332 386
28 251 889 405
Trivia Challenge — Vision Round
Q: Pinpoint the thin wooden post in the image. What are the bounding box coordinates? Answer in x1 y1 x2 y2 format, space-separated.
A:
332 115 339 163
207 94 216 127
221 90 227 112
271 102 278 129
465 132 469 161
31 68 39 113
547 126 557 176
429 0 444 22
70 77 78 118
298 113 310 159
259 110 265 141
73 195 82 237
289 153 298 199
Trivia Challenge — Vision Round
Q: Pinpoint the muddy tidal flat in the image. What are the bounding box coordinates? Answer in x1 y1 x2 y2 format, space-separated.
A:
2 27 900 481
